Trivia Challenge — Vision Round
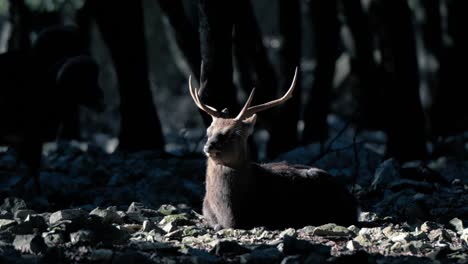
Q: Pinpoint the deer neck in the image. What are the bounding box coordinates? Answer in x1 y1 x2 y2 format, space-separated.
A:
205 148 252 197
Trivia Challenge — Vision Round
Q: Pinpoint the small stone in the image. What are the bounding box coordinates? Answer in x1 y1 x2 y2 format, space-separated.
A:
90 207 123 224
119 224 142 234
428 229 452 243
0 210 13 219
281 255 302 264
346 240 361 251
14 210 36 221
140 220 155 232
390 232 411 243
421 221 441 232
158 204 178 216
13 234 47 254
127 202 145 213
0 197 27 214
90 249 113 262
43 231 65 247
358 212 378 223
390 242 402 252
371 158 400 190
182 226 203 237
113 251 152 264
460 229 468 245
0 219 17 231
70 229 95 244
281 235 329 255
210 240 250 256
49 209 87 225
312 223 353 237
347 225 360 235
298 226 316 235
354 234 372 247
24 215 47 231
449 218 464 233
279 228 296 238
240 247 283 264
159 213 190 233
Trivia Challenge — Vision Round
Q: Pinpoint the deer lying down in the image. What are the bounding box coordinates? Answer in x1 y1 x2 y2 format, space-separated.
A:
189 68 358 230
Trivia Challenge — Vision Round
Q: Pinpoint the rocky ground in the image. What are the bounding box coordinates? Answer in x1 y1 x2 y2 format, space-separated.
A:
0 132 467 263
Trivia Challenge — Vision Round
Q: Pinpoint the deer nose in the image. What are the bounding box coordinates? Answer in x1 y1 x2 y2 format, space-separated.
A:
204 140 221 154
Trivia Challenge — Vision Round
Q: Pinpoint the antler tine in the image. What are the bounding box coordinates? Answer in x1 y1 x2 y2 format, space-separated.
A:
235 88 256 120
241 67 298 118
189 75 220 117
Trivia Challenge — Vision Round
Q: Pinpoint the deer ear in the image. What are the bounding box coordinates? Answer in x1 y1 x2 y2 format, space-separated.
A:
242 114 257 135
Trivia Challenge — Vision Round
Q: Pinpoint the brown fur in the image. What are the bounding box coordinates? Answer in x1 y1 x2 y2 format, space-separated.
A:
202 116 358 230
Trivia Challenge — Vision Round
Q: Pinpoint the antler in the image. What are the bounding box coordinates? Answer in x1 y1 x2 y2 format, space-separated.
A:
189 75 221 118
235 67 298 120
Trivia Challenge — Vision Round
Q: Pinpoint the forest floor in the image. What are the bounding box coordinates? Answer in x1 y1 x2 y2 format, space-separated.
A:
0 126 467 263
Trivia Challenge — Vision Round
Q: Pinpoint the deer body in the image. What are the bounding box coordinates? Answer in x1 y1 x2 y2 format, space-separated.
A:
190 68 358 229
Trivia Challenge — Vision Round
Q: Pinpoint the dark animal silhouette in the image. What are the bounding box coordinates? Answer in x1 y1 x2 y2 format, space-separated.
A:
0 26 103 194
189 68 358 230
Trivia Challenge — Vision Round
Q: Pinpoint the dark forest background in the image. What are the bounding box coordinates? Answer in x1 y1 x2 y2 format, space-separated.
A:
0 0 467 163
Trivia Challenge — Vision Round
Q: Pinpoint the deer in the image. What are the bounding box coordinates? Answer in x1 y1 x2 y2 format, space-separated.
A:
189 67 358 230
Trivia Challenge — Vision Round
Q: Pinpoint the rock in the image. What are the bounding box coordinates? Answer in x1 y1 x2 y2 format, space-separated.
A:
70 229 95 244
449 218 464 233
49 208 87 225
0 219 16 231
90 207 123 224
371 158 400 190
13 210 36 221
210 240 250 256
240 247 284 264
0 197 27 215
312 224 353 237
12 234 47 254
346 240 361 251
158 204 178 216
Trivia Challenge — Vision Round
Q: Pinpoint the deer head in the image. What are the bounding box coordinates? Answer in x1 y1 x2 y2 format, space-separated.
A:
189 67 298 167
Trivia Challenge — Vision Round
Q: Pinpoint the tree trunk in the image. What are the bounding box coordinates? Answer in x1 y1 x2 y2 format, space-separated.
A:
86 0 165 151
7 0 32 51
267 0 302 158
302 0 339 144
198 0 238 124
157 0 201 80
342 0 382 129
430 0 468 137
375 0 427 161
